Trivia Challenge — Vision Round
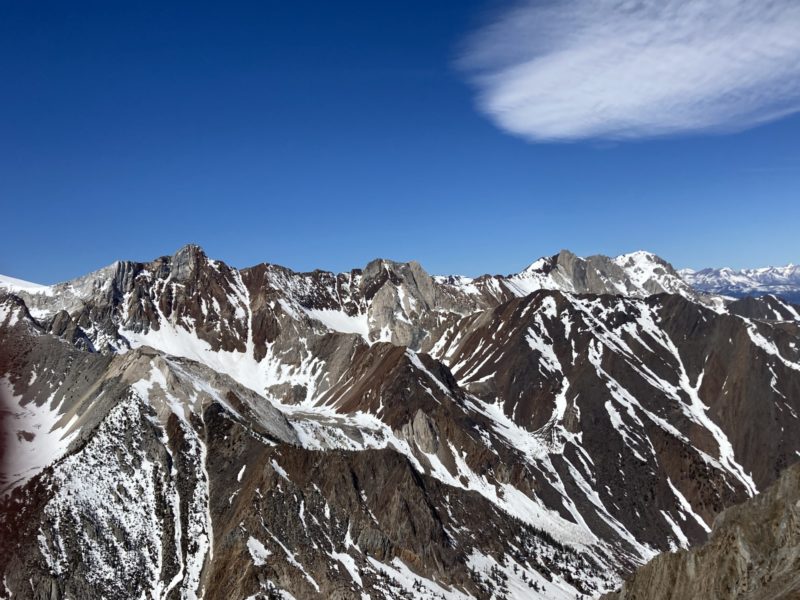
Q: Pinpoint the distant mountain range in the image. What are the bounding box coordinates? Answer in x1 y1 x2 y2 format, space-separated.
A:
680 264 800 303
1 246 798 599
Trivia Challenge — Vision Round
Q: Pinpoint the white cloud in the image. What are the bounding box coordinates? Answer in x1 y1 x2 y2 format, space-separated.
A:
460 0 800 141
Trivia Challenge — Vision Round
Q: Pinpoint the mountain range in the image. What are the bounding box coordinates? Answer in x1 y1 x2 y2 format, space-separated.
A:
1 246 798 599
680 264 800 303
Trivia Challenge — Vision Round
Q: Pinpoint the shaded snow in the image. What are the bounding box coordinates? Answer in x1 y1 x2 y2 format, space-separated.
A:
0 377 80 495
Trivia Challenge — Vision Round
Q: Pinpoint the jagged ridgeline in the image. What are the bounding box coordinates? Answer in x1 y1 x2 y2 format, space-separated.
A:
1 245 799 599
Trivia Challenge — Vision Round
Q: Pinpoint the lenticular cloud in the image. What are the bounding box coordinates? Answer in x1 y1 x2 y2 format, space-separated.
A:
460 0 800 141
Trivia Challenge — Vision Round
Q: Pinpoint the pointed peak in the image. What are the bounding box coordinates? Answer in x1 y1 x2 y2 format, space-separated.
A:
168 244 211 281
519 251 572 275
172 243 207 261
363 257 429 277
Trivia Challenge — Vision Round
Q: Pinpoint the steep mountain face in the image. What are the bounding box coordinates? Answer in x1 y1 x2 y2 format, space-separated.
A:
1 246 799 600
726 295 800 322
680 264 800 303
600 462 800 600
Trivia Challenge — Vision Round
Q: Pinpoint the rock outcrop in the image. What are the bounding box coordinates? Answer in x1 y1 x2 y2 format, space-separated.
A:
601 462 800 600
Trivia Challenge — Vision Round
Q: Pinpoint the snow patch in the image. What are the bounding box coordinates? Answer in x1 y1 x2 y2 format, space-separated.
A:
247 536 271 566
305 308 370 341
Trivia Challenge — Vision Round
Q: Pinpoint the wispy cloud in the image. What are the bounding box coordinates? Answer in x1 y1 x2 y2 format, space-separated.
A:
459 0 800 141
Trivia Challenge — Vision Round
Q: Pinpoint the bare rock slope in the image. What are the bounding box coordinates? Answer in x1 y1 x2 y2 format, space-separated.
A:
601 462 800 600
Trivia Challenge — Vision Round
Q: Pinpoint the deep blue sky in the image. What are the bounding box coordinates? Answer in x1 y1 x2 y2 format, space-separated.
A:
2 0 798 283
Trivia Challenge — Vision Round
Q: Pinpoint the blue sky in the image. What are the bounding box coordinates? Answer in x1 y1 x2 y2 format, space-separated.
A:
2 0 799 283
